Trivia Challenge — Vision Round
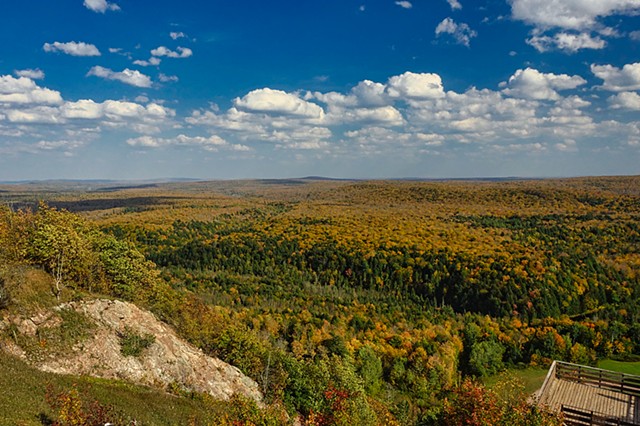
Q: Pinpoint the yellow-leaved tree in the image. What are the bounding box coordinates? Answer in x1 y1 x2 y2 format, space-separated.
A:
26 203 97 298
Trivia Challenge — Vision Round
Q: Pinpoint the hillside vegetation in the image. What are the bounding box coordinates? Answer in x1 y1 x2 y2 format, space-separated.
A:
3 176 639 424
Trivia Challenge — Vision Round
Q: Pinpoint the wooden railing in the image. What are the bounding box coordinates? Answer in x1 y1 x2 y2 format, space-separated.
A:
555 361 640 397
536 360 558 401
562 405 637 426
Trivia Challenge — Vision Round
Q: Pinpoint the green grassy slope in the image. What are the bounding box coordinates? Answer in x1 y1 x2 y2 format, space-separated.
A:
0 351 217 425
597 359 640 376
484 366 549 395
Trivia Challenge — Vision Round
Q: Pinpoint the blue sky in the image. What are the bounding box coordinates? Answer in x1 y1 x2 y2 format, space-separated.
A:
1 0 640 180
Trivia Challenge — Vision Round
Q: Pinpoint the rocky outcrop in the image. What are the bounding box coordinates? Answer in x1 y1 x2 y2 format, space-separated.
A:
15 299 262 402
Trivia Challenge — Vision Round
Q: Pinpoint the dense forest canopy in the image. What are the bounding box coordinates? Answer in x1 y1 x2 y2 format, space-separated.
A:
1 176 639 425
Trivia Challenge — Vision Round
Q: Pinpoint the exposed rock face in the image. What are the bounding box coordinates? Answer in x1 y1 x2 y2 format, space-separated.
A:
35 299 262 402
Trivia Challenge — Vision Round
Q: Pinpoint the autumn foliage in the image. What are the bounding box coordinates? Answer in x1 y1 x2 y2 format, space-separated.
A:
442 378 562 426
45 384 126 426
1 177 638 424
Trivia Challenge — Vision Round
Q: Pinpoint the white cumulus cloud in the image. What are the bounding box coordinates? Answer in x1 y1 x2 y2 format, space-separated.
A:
527 32 606 52
151 46 193 58
61 99 104 119
311 80 390 109
386 72 446 99
181 68 638 160
60 99 173 122
447 0 462 10
6 107 63 124
0 75 62 105
395 1 412 9
608 91 640 109
0 139 87 156
591 62 640 91
54 100 174 135
234 88 325 119
490 142 547 154
509 0 640 31
133 57 161 67
351 80 389 106
104 100 159 118
126 134 232 151
86 66 152 88
170 32 186 40
43 41 101 56
435 18 477 47
0 79 177 152
555 139 578 152
159 74 179 83
510 0 639 57
328 105 404 126
15 69 45 80
501 68 587 100
83 0 120 13
344 127 444 157
186 102 333 150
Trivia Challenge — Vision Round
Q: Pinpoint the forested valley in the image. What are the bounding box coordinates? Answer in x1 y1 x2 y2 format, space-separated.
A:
1 176 639 425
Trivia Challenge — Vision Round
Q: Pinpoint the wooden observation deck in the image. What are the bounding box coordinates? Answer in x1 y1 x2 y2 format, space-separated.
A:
536 361 640 425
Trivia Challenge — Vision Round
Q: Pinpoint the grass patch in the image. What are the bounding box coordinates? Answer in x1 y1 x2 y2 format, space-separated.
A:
1 266 62 313
484 366 549 395
597 359 640 376
7 307 96 363
118 326 156 357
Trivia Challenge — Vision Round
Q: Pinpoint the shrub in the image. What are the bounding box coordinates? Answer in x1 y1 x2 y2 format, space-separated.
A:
208 394 288 426
45 383 128 426
442 377 563 426
118 326 156 358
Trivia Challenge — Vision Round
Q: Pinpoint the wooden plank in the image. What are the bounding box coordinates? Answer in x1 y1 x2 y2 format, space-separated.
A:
562 405 638 426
